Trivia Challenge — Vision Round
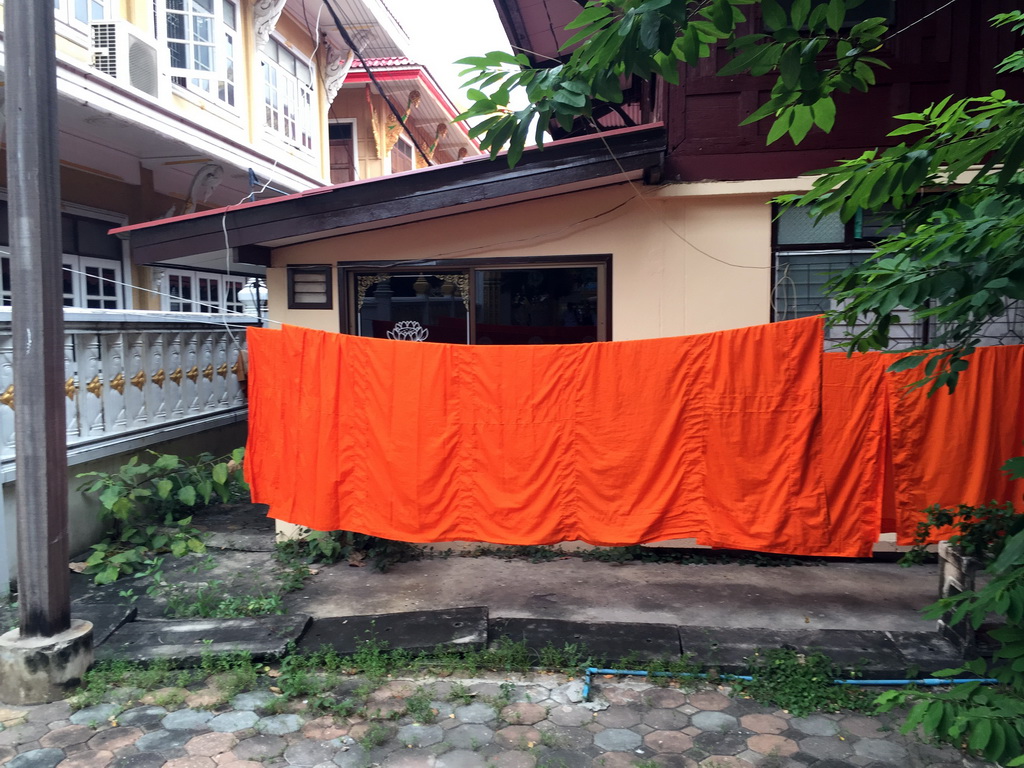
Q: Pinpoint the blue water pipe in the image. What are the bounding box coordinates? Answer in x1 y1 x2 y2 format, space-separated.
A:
580 667 999 701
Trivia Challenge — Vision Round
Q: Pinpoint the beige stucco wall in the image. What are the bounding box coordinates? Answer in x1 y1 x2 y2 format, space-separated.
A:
267 181 783 340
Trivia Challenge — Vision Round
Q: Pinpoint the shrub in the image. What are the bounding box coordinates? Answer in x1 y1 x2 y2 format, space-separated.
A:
77 448 247 583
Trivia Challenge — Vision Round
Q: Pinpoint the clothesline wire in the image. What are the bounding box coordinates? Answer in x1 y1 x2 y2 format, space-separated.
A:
590 119 771 270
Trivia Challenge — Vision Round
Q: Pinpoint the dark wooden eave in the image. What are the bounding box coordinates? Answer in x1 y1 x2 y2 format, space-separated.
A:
114 124 665 264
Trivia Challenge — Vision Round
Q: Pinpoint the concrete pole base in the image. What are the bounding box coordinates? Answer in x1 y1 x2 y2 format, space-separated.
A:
0 619 93 704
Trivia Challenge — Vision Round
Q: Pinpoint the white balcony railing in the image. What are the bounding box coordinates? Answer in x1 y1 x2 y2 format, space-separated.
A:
0 309 256 464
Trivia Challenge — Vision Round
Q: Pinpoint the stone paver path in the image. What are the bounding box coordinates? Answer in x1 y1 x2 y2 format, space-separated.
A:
0 672 991 768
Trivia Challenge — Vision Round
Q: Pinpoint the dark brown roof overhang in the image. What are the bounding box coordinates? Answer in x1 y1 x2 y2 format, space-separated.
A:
113 123 666 264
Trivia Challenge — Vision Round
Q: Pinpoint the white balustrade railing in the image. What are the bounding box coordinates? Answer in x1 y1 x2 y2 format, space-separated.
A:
0 309 257 462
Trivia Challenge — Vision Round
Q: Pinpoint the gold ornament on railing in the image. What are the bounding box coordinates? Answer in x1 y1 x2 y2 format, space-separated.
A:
186 366 199 383
368 85 422 158
87 375 103 398
217 363 229 378
170 367 183 386
202 364 214 382
65 377 78 401
109 372 126 395
0 385 14 410
152 369 166 388
131 370 147 391
424 123 448 162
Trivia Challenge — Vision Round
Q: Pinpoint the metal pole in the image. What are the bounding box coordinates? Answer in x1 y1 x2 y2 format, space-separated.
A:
6 0 71 637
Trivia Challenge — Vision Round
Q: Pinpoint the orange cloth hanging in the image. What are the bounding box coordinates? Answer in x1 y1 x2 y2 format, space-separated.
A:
886 344 1024 544
246 316 873 556
819 352 890 557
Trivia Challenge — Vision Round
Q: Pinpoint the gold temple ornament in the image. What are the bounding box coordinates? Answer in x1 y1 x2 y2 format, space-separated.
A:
109 372 126 395
0 385 14 409
65 377 78 401
152 369 166 388
217 363 229 378
186 366 199 383
86 375 103 398
202 364 214 381
170 367 184 385
131 370 147 391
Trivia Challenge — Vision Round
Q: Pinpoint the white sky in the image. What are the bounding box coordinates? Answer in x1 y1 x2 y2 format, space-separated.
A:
383 0 516 111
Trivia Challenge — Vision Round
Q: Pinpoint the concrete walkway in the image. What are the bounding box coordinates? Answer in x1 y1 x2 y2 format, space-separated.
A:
1 504 991 767
0 671 990 768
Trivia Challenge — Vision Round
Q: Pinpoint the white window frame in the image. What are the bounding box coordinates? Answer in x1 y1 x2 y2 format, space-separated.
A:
159 268 247 314
66 255 125 310
262 37 315 152
55 0 107 28
0 252 123 310
158 0 237 110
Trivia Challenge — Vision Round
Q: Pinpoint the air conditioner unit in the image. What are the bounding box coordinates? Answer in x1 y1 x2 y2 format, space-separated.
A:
91 20 164 99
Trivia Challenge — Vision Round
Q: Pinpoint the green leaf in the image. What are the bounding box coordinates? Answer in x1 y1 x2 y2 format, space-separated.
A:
761 0 787 31
187 538 206 553
719 45 772 77
564 4 610 30
811 97 836 132
153 453 180 470
85 549 107 566
711 0 733 33
177 485 197 507
170 540 187 557
95 565 120 585
968 717 993 754
789 0 811 29
1002 456 1024 480
826 0 846 31
789 105 814 144
155 478 173 499
766 110 793 145
921 700 944 735
212 463 229 485
991 530 1024 574
197 479 213 505
552 89 586 108
779 45 801 89
99 485 124 511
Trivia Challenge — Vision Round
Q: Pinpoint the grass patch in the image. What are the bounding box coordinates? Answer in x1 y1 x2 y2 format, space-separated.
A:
732 647 874 717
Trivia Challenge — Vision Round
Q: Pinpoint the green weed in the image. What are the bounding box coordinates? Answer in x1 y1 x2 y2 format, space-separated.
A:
732 647 873 717
358 722 393 749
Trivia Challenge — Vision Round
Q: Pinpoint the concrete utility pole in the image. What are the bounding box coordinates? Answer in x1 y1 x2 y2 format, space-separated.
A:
0 0 93 704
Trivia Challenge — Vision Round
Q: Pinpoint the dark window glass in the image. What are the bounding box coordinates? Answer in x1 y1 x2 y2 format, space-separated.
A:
475 267 599 345
62 215 76 254
77 218 121 259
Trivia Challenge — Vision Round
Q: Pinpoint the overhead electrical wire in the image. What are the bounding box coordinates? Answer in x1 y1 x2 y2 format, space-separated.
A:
321 0 433 167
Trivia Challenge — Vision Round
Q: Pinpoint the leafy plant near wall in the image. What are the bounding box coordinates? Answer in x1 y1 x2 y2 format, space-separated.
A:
876 460 1024 766
275 528 422 573
901 497 1024 567
77 448 248 584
